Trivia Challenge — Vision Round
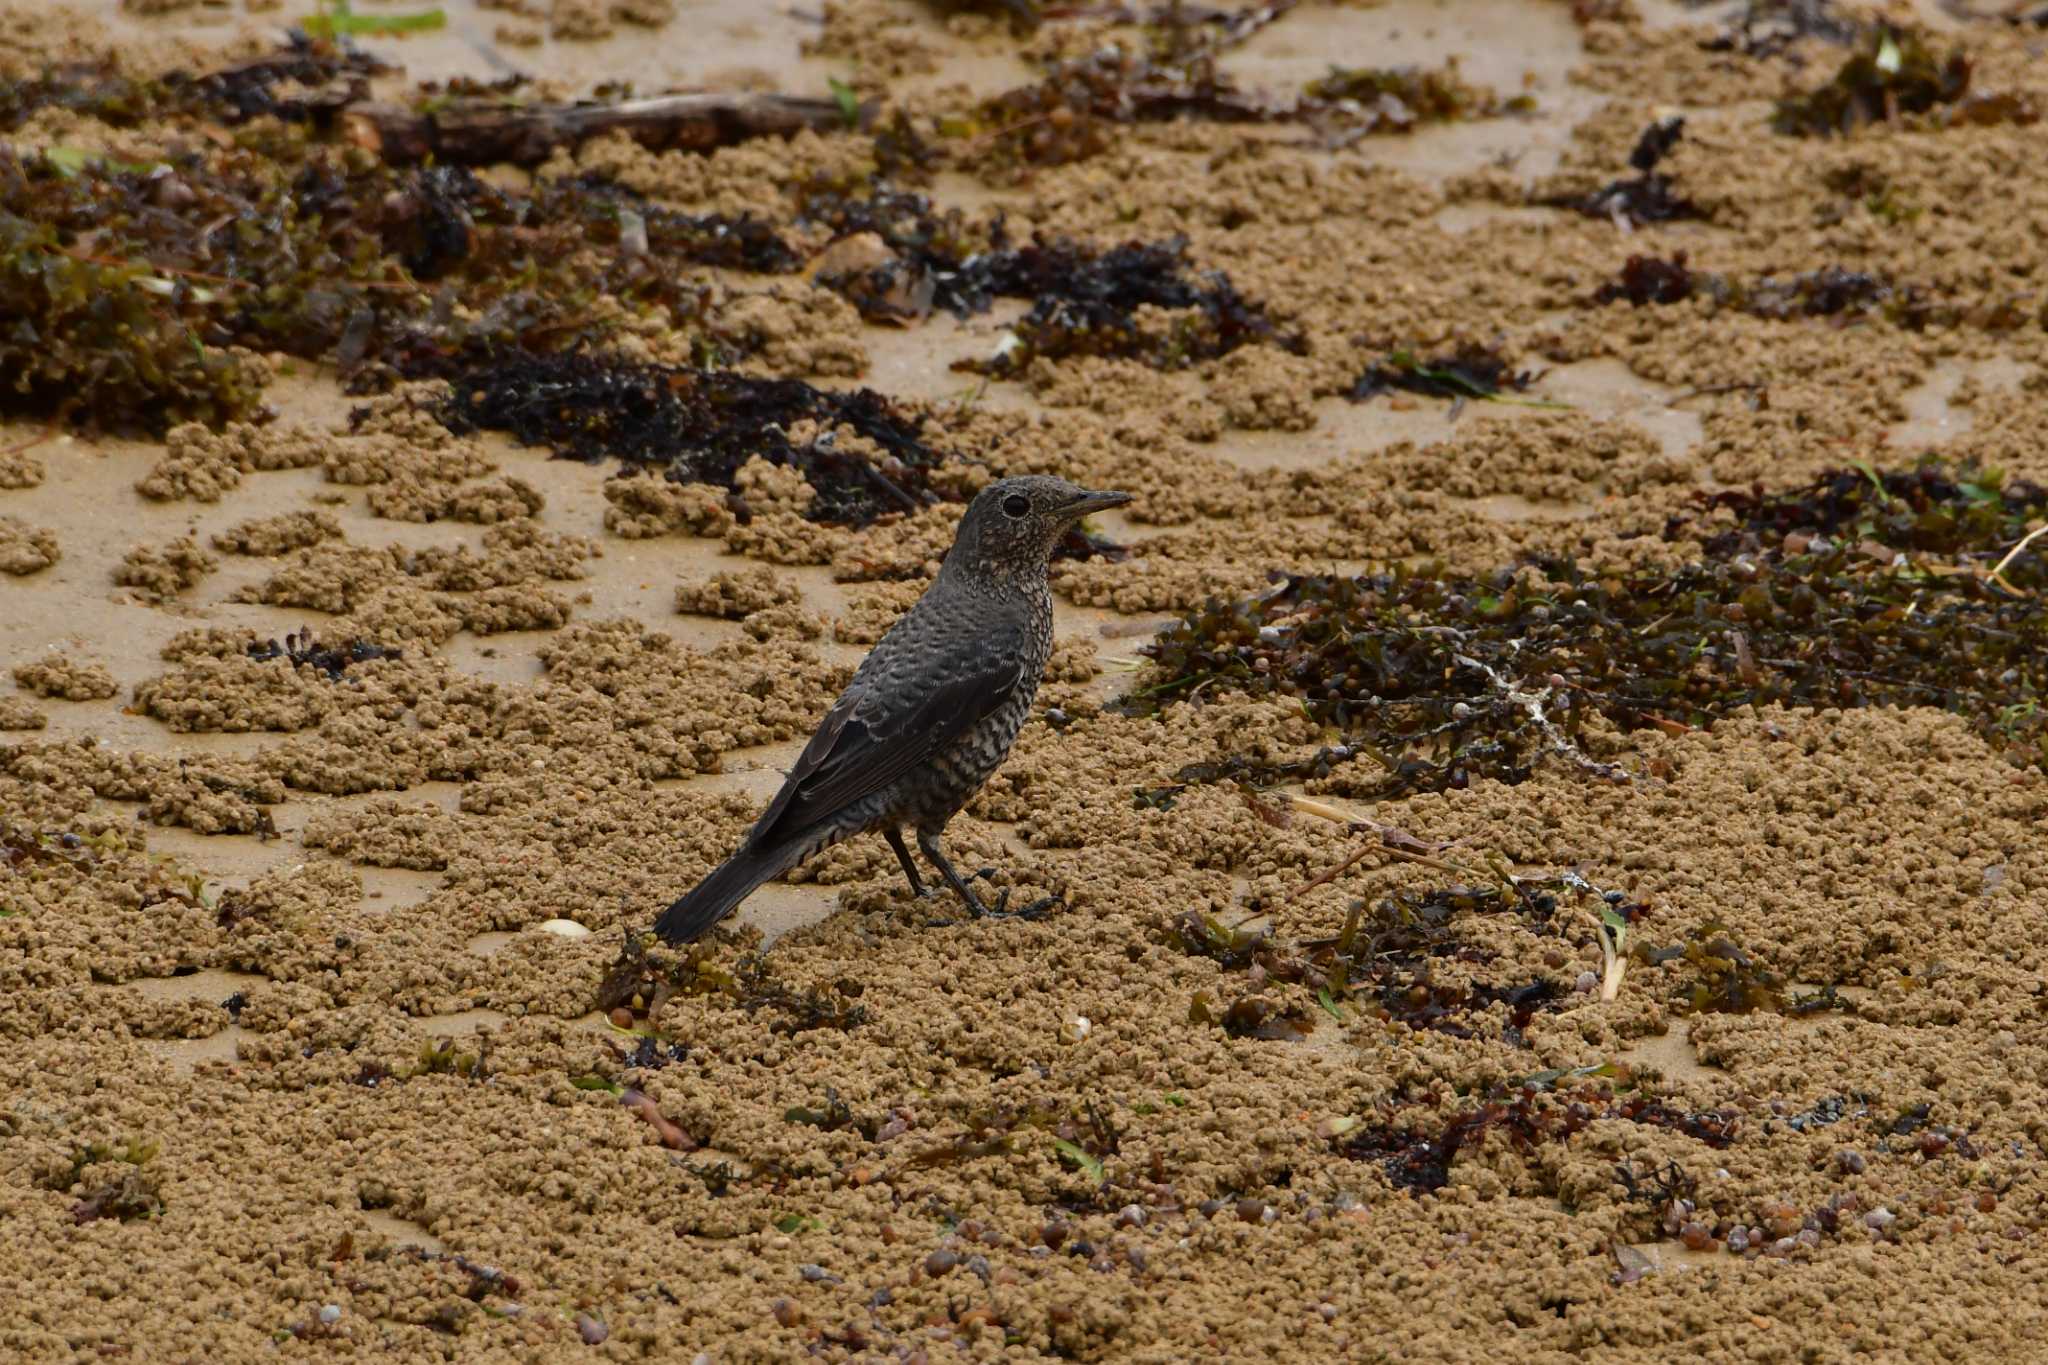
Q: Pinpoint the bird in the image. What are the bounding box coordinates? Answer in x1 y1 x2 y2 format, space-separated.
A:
653 475 1133 945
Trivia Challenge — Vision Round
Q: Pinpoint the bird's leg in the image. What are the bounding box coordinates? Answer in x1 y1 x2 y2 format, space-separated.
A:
884 828 928 899
916 831 1063 922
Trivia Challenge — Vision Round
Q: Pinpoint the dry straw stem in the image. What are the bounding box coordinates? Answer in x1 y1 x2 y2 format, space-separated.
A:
1988 522 2047 595
1285 795 1472 893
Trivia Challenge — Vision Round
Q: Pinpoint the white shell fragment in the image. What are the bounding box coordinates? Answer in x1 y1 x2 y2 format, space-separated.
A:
536 918 593 940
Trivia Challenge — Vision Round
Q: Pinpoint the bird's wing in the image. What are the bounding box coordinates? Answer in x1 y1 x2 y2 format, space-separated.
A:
748 621 1027 843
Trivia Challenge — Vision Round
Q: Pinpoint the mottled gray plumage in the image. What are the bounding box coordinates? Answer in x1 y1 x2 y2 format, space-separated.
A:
654 475 1132 944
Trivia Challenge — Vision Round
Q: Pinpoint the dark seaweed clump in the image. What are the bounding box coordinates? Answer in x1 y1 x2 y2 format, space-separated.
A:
918 0 1042 30
595 931 867 1036
1130 462 2048 795
246 630 400 680
1598 250 2040 334
1301 62 1535 144
437 354 945 527
0 72 801 430
955 235 1301 375
944 4 1516 175
1630 925 1794 1019
1596 251 1903 319
1170 874 1639 1043
797 193 1296 372
0 36 384 136
951 45 1269 175
1546 116 1700 228
1773 27 2038 137
0 137 782 427
1702 0 1862 59
1338 1080 1739 1194
1346 344 1536 404
797 186 1003 324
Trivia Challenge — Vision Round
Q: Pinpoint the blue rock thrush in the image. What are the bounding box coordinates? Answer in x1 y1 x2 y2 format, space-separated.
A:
654 475 1132 944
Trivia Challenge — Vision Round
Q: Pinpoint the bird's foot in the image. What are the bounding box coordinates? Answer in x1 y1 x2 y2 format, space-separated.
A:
967 886 1064 922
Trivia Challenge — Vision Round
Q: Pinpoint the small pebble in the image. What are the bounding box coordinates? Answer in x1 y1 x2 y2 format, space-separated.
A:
1573 971 1599 994
317 1305 341 1326
1835 1149 1866 1175
1117 1204 1148 1229
1865 1208 1896 1232
771 1299 801 1328
1977 1192 1998 1214
608 1007 633 1030
1236 1198 1268 1224
576 1313 608 1345
924 1249 959 1278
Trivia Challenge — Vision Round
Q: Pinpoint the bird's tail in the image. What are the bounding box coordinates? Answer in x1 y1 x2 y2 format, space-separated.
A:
653 838 804 945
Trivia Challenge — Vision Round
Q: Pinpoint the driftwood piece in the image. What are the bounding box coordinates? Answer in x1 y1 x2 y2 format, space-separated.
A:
344 92 869 166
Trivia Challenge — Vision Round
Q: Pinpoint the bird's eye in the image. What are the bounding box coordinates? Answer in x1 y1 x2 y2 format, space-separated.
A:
1001 494 1030 518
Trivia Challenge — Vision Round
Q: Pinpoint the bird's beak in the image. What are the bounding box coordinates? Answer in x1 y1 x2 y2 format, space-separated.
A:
1063 489 1133 517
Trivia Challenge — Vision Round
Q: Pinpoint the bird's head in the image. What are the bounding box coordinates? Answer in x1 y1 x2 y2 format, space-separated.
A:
945 475 1132 581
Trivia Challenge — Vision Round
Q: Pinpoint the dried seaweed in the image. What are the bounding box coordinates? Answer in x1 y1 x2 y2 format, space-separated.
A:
1547 116 1700 228
1130 462 2048 796
1639 924 1786 1015
1773 27 2035 136
1301 62 1534 144
1170 875 1633 1043
0 174 270 428
1337 1080 1739 1193
946 13 1518 176
0 58 809 432
920 0 1043 29
954 235 1299 375
46 1138 164 1223
1702 0 1861 59
0 35 384 136
1595 251 1903 322
733 959 870 1035
952 46 1271 175
246 630 400 680
437 354 946 528
1346 345 1538 404
593 930 865 1035
799 187 1000 323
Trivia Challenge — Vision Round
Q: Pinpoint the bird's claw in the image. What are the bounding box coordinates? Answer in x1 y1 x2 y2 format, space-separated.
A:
966 888 1064 922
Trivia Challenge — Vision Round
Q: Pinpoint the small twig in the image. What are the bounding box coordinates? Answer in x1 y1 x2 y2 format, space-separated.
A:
52 246 252 289
1284 795 1474 900
1987 522 2048 595
954 111 1060 152
1286 840 1376 903
0 416 62 458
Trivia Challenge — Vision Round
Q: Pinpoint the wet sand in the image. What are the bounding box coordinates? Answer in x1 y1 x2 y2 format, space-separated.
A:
3 0 2048 1359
